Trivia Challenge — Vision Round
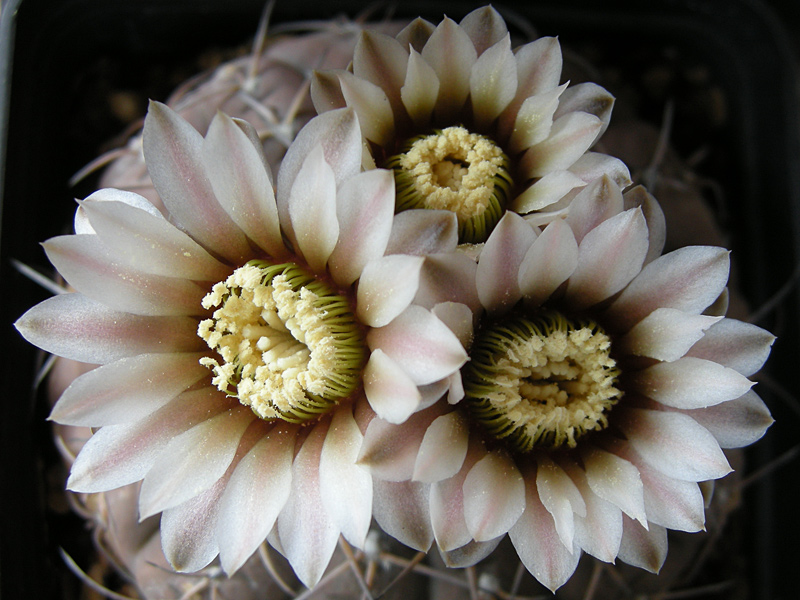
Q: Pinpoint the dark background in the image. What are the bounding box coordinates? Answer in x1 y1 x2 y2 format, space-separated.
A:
2 0 798 598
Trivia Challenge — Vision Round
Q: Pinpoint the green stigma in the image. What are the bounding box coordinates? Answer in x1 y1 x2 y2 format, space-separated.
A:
198 261 367 423
462 311 622 452
386 126 512 243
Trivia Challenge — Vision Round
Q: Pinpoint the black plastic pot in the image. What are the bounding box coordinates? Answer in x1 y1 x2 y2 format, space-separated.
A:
1 1 798 598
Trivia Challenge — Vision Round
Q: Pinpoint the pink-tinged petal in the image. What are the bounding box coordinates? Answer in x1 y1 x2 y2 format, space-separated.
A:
509 470 580 592
499 37 562 137
276 420 340 588
463 451 525 541
536 456 586 550
518 219 578 308
422 17 477 118
43 235 207 317
470 34 517 129
459 6 507 54
81 199 230 281
415 253 481 314
353 31 409 117
564 174 625 244
477 212 537 314
686 318 775 376
618 517 667 573
50 352 208 426
631 453 705 532
202 112 286 259
15 293 202 364
508 84 566 154
618 308 721 362
512 170 585 214
142 101 250 262
287 145 339 272
618 408 731 482
553 82 615 142
364 349 422 424
216 425 296 574
630 356 754 409
413 412 469 483
310 70 347 114
581 447 647 526
386 209 458 256
337 70 395 146
522 112 603 178
570 152 632 191
138 407 254 518
357 254 424 328
686 390 773 448
277 108 362 233
367 305 468 386
562 462 622 563
430 440 483 551
319 409 372 548
623 185 666 265
328 169 395 287
357 405 447 481
75 189 161 236
67 388 229 492
605 246 730 332
401 48 440 127
160 477 224 572
372 479 434 551
396 17 436 53
432 301 474 349
439 538 502 568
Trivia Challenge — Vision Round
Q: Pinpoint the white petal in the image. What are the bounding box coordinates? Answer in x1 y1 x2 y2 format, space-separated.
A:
618 408 731 482
606 246 730 332
50 352 208 426
439 538 503 568
338 70 395 146
518 219 578 307
470 34 517 129
536 456 586 550
413 412 469 483
75 189 160 236
401 48 440 126
564 174 625 244
686 389 774 448
460 6 507 54
581 447 647 526
319 409 372 548
570 152 632 189
138 408 254 518
430 442 481 551
432 301 474 349
357 254 424 328
15 293 202 364
477 212 537 314
509 470 580 593
363 349 422 424
328 169 395 287
415 253 481 314
617 516 667 573
635 456 706 532
522 112 603 178
623 185 665 264
386 209 459 256
463 451 525 541
629 356 754 409
553 82 615 143
686 318 775 376
565 208 649 310
216 425 296 574
287 145 339 272
372 479 434 551
422 17 477 118
618 308 721 362
508 84 566 154
353 31 409 117
512 169 585 214
277 421 340 588
367 305 468 386
142 101 251 262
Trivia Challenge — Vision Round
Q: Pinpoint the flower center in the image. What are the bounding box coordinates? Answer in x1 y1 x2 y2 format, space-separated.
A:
197 261 367 423
462 311 622 452
386 126 512 243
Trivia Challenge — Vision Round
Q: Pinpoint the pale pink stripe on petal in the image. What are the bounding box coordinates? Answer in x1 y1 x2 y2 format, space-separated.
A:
686 318 775 376
415 253 481 314
518 219 578 308
463 451 525 542
477 212 537 314
385 209 458 256
617 308 721 362
623 185 666 265
357 254 424 328
353 31 409 117
15 293 202 364
684 390 774 449
618 408 731 482
459 6 507 55
372 479 434 551
422 17 477 118
50 352 209 426
564 174 625 244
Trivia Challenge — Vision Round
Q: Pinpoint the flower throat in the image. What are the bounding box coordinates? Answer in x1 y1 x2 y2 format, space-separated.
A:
462 311 622 452
197 261 367 423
